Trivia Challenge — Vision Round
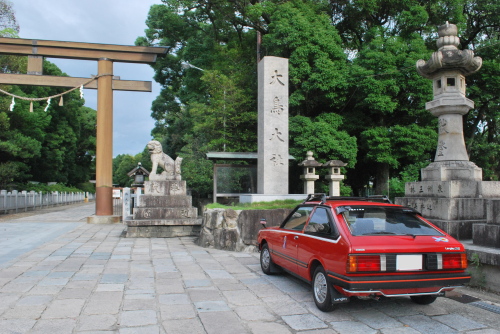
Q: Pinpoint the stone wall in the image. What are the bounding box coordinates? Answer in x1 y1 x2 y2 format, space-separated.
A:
197 208 292 252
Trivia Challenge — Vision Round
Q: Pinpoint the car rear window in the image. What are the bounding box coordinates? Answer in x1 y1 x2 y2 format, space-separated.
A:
339 206 443 236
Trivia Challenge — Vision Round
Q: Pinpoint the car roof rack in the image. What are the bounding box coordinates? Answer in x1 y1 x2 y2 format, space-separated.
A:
302 193 392 205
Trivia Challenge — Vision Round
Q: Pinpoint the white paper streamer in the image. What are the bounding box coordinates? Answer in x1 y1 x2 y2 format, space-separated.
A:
44 98 51 112
9 97 15 111
80 85 84 99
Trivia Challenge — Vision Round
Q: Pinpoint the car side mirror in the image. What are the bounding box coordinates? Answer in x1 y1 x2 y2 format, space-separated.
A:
260 218 267 228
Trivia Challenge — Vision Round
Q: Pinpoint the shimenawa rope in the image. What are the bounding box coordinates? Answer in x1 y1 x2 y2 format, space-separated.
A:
0 73 113 112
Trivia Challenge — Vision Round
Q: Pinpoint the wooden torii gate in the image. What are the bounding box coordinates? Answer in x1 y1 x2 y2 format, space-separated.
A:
0 37 167 223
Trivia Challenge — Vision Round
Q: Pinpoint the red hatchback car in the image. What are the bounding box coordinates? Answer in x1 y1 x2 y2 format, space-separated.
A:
257 194 470 312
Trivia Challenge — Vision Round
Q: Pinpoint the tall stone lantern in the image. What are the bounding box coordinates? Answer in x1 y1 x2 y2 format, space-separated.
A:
416 22 482 181
299 151 322 194
396 22 488 240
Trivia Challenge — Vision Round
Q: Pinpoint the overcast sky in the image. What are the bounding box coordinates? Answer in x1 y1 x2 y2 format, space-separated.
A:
12 0 163 157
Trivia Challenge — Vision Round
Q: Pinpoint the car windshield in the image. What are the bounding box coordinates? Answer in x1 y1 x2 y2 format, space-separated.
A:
340 205 443 236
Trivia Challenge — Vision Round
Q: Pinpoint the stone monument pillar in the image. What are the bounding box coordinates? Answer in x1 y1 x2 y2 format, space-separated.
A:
299 151 322 194
258 56 289 194
324 160 347 196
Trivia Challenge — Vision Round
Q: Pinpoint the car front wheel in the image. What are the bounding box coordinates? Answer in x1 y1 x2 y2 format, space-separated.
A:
410 295 438 305
312 266 335 312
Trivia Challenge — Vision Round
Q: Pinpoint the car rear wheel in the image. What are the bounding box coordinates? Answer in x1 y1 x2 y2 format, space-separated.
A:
260 243 278 275
312 266 335 312
410 295 438 305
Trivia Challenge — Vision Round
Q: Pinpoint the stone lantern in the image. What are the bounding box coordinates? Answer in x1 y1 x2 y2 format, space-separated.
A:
127 162 150 187
396 22 486 240
416 22 482 181
323 160 347 196
298 151 322 194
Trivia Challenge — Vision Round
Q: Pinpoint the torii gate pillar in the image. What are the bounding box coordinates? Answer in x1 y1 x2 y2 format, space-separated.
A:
95 58 114 216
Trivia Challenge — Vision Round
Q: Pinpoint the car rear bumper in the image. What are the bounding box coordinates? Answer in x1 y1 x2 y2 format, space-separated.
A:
339 286 458 297
327 271 471 291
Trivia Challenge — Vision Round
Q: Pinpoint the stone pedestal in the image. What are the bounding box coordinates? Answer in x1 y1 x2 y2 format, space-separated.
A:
421 161 483 181
126 180 201 237
396 180 500 242
87 215 121 224
325 174 344 196
323 160 347 197
300 174 319 194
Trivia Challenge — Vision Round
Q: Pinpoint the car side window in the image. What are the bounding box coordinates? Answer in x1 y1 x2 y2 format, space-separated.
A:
282 206 314 231
305 207 333 235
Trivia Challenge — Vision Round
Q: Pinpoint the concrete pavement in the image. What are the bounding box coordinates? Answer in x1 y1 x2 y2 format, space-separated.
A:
1 203 500 334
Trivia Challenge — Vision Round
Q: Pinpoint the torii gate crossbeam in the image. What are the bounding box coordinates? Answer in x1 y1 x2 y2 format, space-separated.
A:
0 37 167 222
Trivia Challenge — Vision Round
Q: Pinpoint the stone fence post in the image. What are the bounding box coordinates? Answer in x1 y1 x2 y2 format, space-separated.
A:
122 187 132 220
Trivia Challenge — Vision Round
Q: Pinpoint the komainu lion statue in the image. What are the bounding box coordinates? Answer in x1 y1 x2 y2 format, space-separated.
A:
147 140 182 181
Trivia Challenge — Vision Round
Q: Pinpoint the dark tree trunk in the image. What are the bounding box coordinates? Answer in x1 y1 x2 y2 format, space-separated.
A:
374 163 389 195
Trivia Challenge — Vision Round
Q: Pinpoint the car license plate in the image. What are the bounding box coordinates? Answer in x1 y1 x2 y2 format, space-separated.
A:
396 255 422 271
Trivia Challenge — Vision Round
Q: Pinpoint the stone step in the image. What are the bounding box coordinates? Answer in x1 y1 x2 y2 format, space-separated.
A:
133 207 198 220
126 223 201 238
473 224 500 248
127 217 202 227
138 195 192 208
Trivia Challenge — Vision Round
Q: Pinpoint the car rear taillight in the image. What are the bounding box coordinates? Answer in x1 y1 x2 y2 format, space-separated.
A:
441 253 467 270
348 253 467 273
347 255 383 273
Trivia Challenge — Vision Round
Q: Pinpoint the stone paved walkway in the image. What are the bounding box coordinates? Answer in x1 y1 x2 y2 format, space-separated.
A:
1 203 500 333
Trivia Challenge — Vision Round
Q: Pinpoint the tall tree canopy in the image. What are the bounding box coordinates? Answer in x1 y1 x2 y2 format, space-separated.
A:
137 0 500 197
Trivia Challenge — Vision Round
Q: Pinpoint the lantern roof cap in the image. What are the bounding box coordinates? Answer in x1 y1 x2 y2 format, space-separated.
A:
127 163 150 177
416 22 482 78
323 160 347 167
298 151 323 167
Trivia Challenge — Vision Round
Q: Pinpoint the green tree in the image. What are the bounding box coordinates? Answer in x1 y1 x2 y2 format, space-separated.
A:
1 61 96 187
262 0 349 116
289 113 357 194
136 0 259 196
290 113 357 167
137 0 500 197
17 61 96 185
113 154 137 187
462 0 500 180
329 0 500 193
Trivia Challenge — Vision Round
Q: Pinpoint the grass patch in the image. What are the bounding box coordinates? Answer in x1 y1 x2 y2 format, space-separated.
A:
206 199 302 211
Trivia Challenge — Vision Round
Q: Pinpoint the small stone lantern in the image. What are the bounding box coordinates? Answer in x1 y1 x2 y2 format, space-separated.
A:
127 162 150 187
323 160 347 196
299 151 322 194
